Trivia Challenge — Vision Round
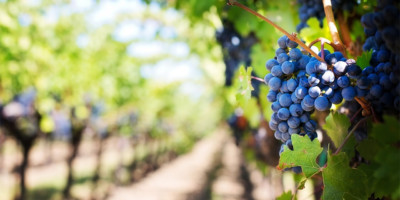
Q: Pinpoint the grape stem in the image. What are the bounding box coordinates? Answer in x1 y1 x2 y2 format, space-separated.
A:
251 76 265 83
354 97 378 122
227 0 325 62
334 117 369 155
350 107 363 122
337 11 352 52
322 0 346 56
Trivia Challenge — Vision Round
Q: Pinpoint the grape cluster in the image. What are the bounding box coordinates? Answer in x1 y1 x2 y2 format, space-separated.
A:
216 19 261 97
296 0 357 32
359 0 400 113
264 35 361 153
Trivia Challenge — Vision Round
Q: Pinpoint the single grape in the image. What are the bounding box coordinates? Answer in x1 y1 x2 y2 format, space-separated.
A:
279 93 293 107
277 107 290 120
308 86 321 98
287 79 298 92
337 76 350 88
277 53 290 64
264 73 273 85
278 121 289 133
288 116 301 128
269 120 278 131
282 61 295 75
370 84 383 97
295 86 308 99
333 61 347 76
289 103 303 117
315 96 331 111
278 35 288 49
303 95 315 107
308 73 320 86
268 77 282 91
329 91 343 104
271 65 283 77
267 90 278 102
321 70 335 85
341 86 356 101
271 101 282 112
289 48 302 60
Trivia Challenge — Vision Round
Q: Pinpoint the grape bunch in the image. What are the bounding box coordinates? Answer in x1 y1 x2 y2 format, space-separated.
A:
296 0 357 32
264 35 362 154
358 0 400 113
216 19 261 97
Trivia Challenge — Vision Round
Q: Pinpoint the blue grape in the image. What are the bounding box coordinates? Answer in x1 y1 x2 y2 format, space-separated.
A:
367 73 379 84
288 116 301 128
308 73 320 86
267 90 277 102
316 62 328 73
281 132 290 141
299 113 310 123
264 73 273 85
306 61 318 74
289 103 303 117
321 70 335 84
274 130 283 140
277 108 290 120
304 120 317 132
299 76 310 87
333 61 347 75
379 74 391 89
291 92 302 104
298 55 310 69
347 64 362 77
278 35 288 49
356 87 368 97
315 96 331 111
286 38 298 48
287 79 298 92
370 84 383 97
324 87 334 98
303 95 315 107
362 66 374 76
268 77 282 91
295 86 308 99
278 121 289 133
289 48 302 60
288 127 300 135
282 61 295 75
329 91 343 104
276 48 287 57
271 101 281 112
308 86 321 98
301 100 314 111
269 120 278 131
266 59 279 71
279 93 293 107
277 53 290 64
356 76 371 89
271 65 283 77
341 86 356 101
307 132 318 140
280 81 289 93
337 76 350 88
271 113 280 124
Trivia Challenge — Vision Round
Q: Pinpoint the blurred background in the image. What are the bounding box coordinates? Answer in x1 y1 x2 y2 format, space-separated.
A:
0 0 371 199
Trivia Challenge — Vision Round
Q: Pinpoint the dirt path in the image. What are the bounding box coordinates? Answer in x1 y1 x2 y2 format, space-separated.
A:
108 130 228 200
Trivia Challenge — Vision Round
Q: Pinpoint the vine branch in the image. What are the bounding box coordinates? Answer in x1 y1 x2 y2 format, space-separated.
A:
322 0 346 56
227 0 325 62
334 117 369 155
251 76 265 83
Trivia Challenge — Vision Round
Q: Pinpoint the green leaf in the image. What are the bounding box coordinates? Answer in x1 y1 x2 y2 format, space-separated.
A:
277 191 296 200
357 116 400 198
356 49 373 69
236 66 254 105
278 134 323 178
322 152 368 200
322 112 351 148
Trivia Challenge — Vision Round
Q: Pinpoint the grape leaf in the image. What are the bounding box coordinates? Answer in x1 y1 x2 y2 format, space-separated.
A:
277 191 296 200
356 49 373 69
322 152 368 200
322 111 350 148
357 116 400 198
236 66 254 105
278 134 323 178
